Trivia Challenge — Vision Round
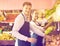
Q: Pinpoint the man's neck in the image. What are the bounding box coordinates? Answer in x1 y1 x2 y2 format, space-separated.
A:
22 12 28 16
22 12 31 22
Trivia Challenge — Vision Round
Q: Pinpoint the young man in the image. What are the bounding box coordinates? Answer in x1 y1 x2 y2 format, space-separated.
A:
12 2 45 46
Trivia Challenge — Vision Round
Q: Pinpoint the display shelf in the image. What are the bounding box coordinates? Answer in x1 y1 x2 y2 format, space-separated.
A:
0 40 15 45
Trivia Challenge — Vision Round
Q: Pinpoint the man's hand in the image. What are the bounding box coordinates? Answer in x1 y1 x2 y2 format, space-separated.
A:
27 38 37 44
44 34 51 39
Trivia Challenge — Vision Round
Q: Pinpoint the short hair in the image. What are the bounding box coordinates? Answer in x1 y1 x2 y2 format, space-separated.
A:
23 2 32 7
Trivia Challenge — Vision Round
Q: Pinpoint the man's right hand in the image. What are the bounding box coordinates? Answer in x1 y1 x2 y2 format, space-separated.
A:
27 38 37 44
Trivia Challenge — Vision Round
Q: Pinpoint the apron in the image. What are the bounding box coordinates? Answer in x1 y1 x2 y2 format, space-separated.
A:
31 21 43 46
17 13 31 46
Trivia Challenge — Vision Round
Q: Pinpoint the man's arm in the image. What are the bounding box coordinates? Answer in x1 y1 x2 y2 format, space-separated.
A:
11 14 28 41
30 21 45 37
31 21 45 31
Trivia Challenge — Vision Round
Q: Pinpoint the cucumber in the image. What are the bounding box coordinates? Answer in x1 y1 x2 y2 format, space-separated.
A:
45 26 53 35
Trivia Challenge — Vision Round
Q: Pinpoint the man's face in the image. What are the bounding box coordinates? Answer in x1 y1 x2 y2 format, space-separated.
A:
23 5 32 15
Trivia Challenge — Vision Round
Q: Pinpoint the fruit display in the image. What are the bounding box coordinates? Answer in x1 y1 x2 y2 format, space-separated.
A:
45 34 60 46
0 32 15 40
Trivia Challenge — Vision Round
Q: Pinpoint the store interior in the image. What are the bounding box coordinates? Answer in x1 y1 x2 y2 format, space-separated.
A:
0 0 60 46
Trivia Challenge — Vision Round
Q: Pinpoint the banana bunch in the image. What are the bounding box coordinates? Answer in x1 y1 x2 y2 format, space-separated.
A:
0 33 15 40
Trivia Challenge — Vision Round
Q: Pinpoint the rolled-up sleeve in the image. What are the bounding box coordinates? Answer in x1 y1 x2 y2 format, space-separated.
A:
11 14 28 41
30 21 45 37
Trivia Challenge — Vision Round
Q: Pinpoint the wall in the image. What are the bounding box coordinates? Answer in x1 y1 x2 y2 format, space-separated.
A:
0 0 56 10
